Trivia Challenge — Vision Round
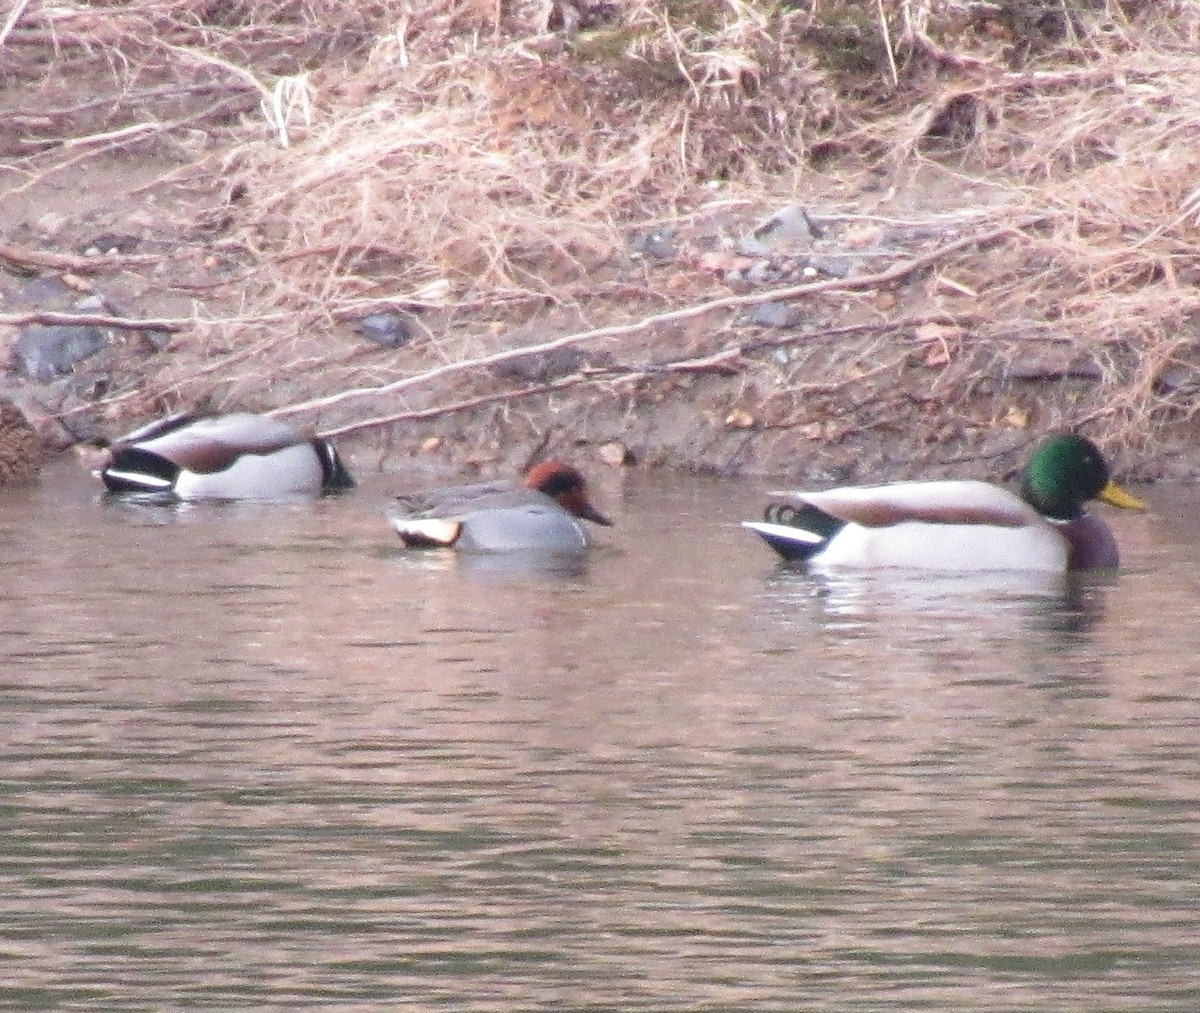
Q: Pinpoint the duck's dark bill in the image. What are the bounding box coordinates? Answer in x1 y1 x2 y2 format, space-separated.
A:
741 520 824 562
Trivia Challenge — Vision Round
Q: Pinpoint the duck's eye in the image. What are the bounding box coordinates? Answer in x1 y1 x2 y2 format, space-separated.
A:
764 503 800 525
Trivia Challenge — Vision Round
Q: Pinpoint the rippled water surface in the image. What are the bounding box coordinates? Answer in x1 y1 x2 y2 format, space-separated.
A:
1 459 1198 1011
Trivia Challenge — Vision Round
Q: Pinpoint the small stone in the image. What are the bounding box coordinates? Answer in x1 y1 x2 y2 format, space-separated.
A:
419 435 444 453
73 294 109 313
751 301 803 328
628 228 677 262
80 233 139 256
809 255 853 278
13 275 72 307
742 204 822 256
745 261 775 285
1155 364 1197 394
139 329 174 352
724 408 755 429
598 441 630 467
354 311 414 348
34 212 67 238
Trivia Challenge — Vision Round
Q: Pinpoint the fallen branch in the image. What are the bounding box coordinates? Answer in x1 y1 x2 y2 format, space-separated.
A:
0 309 189 332
277 217 1043 422
0 243 158 276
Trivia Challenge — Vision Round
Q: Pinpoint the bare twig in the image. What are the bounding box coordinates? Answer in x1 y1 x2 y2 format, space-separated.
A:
0 310 190 332
877 0 899 88
0 0 32 47
0 243 158 276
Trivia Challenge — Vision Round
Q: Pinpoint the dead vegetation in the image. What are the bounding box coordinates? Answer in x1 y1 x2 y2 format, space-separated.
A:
3 1 1200 479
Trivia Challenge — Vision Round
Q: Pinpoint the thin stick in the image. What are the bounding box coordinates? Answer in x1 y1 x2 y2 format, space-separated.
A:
0 243 158 276
0 310 190 332
0 0 31 47
877 0 899 88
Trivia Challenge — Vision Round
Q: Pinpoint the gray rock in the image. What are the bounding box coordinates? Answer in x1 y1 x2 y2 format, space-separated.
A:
354 311 414 348
73 294 109 313
1155 363 1197 394
741 204 823 256
12 324 109 382
629 228 677 262
81 233 139 256
140 329 175 352
11 276 73 308
751 301 804 328
809 255 854 278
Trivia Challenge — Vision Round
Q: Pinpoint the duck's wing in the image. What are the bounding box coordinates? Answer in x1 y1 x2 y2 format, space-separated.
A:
393 479 533 519
109 411 198 446
389 479 522 547
116 413 304 474
769 480 1041 528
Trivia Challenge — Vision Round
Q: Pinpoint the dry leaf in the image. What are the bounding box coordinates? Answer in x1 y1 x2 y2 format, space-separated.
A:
696 251 754 274
1003 405 1031 429
924 344 953 368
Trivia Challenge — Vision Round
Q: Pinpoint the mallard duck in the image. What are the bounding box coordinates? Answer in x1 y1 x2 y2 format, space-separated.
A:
99 412 355 500
388 460 613 552
0 398 41 484
742 433 1144 572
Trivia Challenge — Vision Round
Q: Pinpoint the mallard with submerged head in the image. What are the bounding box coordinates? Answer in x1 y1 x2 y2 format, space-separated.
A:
99 412 355 501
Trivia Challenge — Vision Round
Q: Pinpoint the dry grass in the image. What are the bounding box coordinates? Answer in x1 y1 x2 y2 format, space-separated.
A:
5 1 1200 474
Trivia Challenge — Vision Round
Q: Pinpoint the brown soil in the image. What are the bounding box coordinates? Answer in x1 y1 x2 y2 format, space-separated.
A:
3 2 1200 486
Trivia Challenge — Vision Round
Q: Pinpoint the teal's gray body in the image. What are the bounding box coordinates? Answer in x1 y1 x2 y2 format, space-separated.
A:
389 464 611 553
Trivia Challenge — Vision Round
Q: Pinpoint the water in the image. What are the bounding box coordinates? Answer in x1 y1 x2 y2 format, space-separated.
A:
0 458 1197 1011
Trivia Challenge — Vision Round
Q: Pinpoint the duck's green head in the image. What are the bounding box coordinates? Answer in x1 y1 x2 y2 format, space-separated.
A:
1021 433 1144 520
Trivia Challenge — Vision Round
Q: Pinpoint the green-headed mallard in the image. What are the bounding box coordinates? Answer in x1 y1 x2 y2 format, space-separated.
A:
742 433 1144 572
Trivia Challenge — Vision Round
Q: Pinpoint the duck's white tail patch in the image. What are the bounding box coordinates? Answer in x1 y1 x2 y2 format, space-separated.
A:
101 469 174 491
741 521 823 545
390 517 463 548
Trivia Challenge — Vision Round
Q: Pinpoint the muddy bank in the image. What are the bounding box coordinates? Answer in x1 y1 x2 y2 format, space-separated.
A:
2 3 1199 485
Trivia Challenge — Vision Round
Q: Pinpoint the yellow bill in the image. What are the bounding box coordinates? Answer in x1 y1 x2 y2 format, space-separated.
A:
1098 480 1145 511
